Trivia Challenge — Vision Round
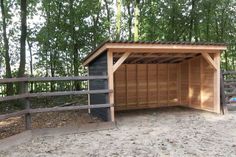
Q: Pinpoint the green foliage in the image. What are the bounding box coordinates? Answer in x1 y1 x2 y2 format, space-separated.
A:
0 0 236 94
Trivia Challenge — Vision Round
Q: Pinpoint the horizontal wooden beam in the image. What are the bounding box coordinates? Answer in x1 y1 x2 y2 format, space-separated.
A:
109 48 221 54
29 104 113 113
106 43 227 51
223 71 236 75
0 104 113 120
114 53 196 58
113 52 131 72
201 52 217 70
0 90 113 102
83 45 108 66
225 92 236 97
224 79 236 82
0 76 108 84
83 43 226 66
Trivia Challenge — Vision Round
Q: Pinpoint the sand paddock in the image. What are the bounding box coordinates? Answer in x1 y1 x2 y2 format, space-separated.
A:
1 107 236 157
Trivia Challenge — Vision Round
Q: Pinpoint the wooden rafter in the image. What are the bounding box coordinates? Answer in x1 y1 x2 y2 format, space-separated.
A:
158 57 175 63
201 52 217 70
144 55 163 63
144 54 192 63
113 52 131 72
129 53 153 64
169 54 196 63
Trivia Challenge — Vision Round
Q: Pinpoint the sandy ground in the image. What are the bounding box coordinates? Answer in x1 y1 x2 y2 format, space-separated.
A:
1 107 236 157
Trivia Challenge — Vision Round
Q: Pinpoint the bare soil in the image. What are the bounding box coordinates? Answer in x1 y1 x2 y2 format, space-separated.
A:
0 110 100 139
1 107 236 157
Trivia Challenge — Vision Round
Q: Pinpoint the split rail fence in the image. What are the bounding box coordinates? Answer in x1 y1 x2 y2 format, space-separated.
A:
221 71 236 111
0 76 112 129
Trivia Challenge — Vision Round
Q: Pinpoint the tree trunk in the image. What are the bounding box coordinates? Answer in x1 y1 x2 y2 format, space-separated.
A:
0 0 14 95
17 0 27 94
134 0 140 41
189 0 195 41
104 0 111 36
27 39 33 92
126 1 133 40
69 0 80 90
116 0 122 40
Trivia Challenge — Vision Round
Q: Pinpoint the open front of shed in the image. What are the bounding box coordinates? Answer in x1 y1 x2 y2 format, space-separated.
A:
83 41 227 122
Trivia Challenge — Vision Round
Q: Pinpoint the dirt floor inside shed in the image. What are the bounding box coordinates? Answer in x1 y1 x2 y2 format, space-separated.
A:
1 107 236 157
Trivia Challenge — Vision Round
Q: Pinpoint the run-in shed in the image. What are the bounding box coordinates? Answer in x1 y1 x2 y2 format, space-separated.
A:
83 40 227 122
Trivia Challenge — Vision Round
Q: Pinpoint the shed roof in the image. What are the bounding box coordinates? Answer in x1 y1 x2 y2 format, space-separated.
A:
83 40 227 66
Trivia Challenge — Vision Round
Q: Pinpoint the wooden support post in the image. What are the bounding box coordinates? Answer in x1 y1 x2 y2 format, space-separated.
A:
87 78 91 114
24 81 31 130
214 53 221 113
220 70 228 114
107 50 115 122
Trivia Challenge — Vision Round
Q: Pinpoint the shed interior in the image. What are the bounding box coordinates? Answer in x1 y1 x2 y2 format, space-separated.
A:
113 52 216 112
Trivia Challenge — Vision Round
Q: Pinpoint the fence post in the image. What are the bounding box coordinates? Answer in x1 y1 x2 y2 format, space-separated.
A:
220 70 228 114
24 78 32 130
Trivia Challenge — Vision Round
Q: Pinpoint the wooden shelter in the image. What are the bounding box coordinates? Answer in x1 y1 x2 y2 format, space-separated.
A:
83 40 227 122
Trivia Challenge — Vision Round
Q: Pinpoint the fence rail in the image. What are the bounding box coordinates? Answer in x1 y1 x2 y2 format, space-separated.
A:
0 75 111 129
0 89 111 102
0 76 108 84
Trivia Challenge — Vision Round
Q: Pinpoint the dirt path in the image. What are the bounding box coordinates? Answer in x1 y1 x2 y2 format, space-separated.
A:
1 107 236 157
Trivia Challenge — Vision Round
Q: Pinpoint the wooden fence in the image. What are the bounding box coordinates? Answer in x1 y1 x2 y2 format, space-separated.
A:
221 71 236 105
0 76 112 129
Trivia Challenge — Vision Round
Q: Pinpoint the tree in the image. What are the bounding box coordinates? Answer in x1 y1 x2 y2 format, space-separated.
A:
0 0 14 95
116 0 122 40
17 0 27 93
133 0 140 41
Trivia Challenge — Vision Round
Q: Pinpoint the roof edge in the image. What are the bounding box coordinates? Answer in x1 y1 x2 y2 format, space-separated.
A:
82 40 227 66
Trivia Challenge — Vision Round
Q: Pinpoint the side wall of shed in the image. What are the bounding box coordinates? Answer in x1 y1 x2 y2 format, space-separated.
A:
88 52 110 121
180 55 215 112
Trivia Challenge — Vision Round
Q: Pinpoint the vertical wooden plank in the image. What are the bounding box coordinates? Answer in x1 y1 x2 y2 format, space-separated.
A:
147 64 149 106
125 64 128 108
156 64 158 106
137 64 148 107
136 64 138 107
147 64 157 107
87 68 91 114
188 60 191 106
214 53 221 113
114 65 126 111
200 57 203 109
107 50 115 122
167 64 169 106
158 64 168 106
178 63 181 105
126 64 137 108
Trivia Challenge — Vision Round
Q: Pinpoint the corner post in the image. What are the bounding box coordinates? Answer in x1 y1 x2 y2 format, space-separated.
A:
214 52 221 113
107 50 115 122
